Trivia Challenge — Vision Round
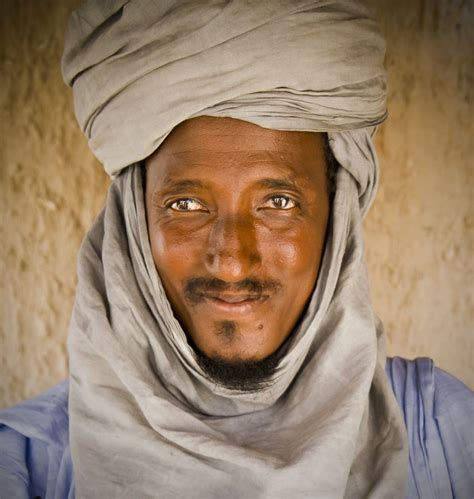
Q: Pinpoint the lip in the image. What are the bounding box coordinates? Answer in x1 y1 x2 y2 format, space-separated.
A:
201 294 269 315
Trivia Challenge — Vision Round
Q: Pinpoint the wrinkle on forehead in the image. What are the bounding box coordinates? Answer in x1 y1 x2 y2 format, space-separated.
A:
151 116 324 155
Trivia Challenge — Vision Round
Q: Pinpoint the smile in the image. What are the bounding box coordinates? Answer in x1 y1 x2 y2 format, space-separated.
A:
201 294 269 315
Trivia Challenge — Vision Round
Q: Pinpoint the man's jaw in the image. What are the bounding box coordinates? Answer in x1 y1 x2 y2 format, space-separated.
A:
180 276 285 389
194 341 281 391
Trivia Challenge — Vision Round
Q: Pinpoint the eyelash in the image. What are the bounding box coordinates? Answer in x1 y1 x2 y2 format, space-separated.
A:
167 198 205 212
263 195 297 210
165 195 298 212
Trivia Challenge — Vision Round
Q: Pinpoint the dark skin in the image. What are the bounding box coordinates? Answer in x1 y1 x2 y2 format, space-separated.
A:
145 116 329 367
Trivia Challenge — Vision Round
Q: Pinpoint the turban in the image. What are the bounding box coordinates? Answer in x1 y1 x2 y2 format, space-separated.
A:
63 1 409 498
62 0 386 179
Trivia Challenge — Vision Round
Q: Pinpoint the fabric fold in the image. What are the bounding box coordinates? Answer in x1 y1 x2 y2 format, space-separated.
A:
64 1 409 497
68 157 408 497
62 0 387 176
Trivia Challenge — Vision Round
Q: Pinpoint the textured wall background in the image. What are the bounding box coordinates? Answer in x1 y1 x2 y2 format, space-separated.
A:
365 0 473 388
1 0 472 407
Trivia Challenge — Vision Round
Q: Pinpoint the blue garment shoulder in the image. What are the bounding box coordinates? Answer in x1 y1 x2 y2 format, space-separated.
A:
0 381 73 499
386 357 474 499
0 359 472 499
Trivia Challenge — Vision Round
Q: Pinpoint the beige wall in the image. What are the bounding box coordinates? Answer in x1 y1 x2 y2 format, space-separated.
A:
364 0 473 386
1 0 472 407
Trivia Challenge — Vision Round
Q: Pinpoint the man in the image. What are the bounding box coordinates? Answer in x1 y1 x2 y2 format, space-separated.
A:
0 1 472 498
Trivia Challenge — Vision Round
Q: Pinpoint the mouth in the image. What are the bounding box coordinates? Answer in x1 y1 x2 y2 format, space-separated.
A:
200 293 269 315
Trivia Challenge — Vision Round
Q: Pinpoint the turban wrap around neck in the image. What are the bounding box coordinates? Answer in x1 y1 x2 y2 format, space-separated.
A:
62 1 409 497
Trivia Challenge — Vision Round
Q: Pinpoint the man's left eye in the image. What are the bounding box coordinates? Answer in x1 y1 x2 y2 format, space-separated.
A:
169 198 204 211
262 196 296 210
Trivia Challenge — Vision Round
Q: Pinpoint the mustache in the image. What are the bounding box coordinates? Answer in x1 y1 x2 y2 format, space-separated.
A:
184 277 282 304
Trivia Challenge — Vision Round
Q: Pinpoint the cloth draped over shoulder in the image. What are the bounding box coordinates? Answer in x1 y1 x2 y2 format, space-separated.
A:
2 359 474 498
62 1 409 498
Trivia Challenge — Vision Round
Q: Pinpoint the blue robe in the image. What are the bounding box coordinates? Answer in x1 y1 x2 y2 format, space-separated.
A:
0 357 472 499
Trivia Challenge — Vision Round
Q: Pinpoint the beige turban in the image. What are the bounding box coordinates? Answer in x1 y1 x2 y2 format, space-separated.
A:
62 0 386 177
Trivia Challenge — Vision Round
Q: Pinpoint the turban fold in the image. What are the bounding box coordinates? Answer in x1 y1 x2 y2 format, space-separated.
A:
62 0 387 176
63 2 409 498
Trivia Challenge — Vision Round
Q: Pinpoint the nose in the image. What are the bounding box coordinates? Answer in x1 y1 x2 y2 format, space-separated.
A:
204 214 261 282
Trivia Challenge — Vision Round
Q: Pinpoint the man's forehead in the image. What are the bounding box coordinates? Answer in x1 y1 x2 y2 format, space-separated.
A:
157 173 301 190
147 148 324 191
157 149 312 164
155 117 324 154
146 118 326 183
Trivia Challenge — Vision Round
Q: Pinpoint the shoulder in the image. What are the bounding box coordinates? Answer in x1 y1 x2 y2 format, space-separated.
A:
0 381 74 499
1 363 472 498
386 357 474 498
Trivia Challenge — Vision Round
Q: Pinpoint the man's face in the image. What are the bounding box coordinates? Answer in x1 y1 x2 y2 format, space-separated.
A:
145 117 329 378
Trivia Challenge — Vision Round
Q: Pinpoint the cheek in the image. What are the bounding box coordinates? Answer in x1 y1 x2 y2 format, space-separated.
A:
149 223 202 279
262 224 325 278
273 241 303 269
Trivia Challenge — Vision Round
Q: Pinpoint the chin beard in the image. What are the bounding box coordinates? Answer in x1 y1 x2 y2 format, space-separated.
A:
194 347 281 391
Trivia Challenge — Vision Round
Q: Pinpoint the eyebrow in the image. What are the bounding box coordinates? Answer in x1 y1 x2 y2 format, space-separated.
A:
159 179 208 192
154 175 304 201
255 177 301 191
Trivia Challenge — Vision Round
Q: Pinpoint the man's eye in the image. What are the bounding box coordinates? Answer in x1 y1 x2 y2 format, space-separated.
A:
169 199 204 211
262 196 296 210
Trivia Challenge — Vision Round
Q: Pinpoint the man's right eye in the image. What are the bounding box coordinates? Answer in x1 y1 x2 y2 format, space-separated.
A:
168 198 204 212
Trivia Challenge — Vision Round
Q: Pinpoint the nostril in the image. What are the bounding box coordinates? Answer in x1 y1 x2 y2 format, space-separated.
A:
205 251 261 282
